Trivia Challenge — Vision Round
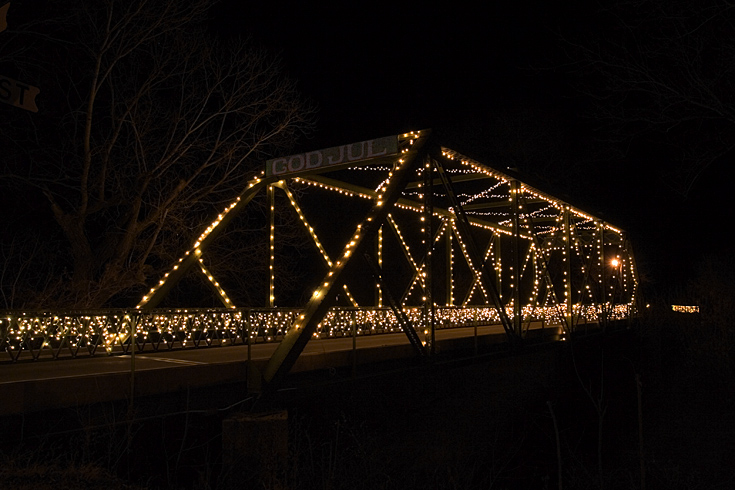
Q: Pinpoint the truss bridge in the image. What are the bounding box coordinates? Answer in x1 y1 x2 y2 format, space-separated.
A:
1 130 638 393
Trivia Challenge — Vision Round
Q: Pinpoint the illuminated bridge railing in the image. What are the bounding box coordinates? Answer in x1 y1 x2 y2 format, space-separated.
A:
0 304 633 362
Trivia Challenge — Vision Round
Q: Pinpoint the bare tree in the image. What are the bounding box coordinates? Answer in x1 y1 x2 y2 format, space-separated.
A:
0 0 314 308
563 0 735 196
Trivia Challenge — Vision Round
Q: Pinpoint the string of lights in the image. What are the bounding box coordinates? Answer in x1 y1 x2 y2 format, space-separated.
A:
1 303 635 361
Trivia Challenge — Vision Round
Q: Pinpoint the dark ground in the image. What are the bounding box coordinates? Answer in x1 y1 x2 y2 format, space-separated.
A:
1 308 733 490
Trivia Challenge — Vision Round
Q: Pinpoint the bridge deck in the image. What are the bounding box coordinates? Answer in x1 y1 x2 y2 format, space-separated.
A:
0 322 566 416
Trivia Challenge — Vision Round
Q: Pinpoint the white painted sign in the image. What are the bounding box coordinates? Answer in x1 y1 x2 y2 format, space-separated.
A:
266 135 398 177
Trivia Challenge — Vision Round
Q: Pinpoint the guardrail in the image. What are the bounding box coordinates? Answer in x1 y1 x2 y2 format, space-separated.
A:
1 304 633 361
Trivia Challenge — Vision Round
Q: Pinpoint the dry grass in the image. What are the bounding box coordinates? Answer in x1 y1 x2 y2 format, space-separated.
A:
0 455 147 490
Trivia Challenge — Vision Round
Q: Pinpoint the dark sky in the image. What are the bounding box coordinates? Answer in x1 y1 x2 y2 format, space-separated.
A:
210 2 604 209
212 2 574 147
210 2 733 293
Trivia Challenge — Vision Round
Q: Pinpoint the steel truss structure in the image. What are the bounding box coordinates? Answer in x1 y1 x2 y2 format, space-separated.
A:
2 130 638 388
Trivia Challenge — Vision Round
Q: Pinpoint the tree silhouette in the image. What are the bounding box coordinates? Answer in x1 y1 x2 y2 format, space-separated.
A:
564 0 735 197
0 0 314 308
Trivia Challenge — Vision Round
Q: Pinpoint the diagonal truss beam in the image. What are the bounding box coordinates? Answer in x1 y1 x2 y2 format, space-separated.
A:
196 258 236 308
386 214 423 283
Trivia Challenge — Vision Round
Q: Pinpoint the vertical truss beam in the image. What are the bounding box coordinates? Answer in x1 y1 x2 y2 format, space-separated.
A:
196 259 235 308
495 235 502 296
598 221 608 326
563 208 573 331
510 180 523 337
446 221 453 306
423 155 435 353
376 226 383 306
268 184 276 307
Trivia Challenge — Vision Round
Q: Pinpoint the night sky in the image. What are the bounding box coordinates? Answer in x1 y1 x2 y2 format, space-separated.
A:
210 2 734 295
213 2 567 147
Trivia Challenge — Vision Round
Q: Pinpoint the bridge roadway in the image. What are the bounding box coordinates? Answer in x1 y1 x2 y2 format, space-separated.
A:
0 322 564 416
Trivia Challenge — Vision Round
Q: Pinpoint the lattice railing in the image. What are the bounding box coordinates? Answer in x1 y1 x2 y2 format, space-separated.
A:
0 304 633 361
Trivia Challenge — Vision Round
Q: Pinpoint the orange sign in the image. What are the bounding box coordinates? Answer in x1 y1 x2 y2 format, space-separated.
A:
0 3 9 33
